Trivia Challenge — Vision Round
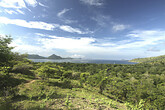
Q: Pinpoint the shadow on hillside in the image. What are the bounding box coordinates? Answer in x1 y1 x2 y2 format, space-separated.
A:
48 80 73 89
0 77 26 89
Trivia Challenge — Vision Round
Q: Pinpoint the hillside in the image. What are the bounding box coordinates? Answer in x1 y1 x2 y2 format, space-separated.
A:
130 55 165 63
3 73 126 110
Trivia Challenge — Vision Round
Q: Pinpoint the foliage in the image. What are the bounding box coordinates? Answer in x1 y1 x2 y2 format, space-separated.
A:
36 65 63 80
62 71 72 79
0 35 14 66
130 55 165 63
12 62 33 75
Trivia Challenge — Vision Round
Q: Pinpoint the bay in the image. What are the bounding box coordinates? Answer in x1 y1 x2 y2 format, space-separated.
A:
29 59 137 64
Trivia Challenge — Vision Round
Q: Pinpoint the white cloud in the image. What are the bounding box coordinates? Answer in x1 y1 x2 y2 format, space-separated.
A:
38 2 48 8
16 9 25 14
57 8 70 17
11 40 54 56
116 30 165 49
37 35 96 50
12 30 165 60
0 17 56 30
80 0 103 6
36 34 131 59
112 24 130 31
0 0 38 9
0 17 91 34
24 0 37 7
59 25 89 34
0 0 39 15
0 0 26 8
57 8 77 24
70 54 85 58
4 9 18 14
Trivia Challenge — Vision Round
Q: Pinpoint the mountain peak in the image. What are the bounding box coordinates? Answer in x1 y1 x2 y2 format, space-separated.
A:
47 54 62 59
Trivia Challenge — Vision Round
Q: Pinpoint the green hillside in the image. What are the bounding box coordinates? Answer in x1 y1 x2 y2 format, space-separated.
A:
1 36 165 110
130 55 165 63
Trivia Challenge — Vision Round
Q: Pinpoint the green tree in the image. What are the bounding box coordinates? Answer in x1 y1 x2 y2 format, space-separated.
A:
0 35 14 66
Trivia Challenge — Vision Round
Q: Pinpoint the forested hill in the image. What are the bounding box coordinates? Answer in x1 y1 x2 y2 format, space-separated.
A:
130 55 165 63
27 54 63 59
27 54 46 59
27 54 73 59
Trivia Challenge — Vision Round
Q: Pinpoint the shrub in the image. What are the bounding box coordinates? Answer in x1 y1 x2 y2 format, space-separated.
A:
12 62 33 75
36 65 57 80
62 71 72 79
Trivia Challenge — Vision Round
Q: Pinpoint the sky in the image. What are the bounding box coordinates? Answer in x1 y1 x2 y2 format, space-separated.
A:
0 0 165 60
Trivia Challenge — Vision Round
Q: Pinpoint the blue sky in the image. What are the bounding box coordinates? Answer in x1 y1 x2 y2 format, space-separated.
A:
0 0 165 60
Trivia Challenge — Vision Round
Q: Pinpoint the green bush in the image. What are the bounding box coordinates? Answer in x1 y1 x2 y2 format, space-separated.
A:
72 72 81 79
62 71 72 79
12 62 33 75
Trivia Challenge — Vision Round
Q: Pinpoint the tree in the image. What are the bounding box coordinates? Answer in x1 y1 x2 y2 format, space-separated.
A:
0 35 14 66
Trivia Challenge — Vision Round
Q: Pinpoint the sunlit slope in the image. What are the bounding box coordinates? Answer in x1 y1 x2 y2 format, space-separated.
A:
130 55 165 63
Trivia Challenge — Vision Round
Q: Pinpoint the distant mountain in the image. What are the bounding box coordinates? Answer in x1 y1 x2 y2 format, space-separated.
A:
27 54 75 59
130 55 165 63
47 54 62 59
27 54 46 59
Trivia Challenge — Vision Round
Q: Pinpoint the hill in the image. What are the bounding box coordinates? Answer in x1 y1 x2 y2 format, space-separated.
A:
27 54 75 59
130 55 165 63
47 54 62 59
27 54 46 59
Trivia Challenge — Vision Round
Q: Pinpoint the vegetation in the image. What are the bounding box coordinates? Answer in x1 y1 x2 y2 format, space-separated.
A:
130 55 165 63
0 35 165 110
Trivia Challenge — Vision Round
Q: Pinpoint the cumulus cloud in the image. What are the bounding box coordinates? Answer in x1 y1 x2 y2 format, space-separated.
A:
80 0 103 6
35 34 137 59
37 35 96 51
36 30 165 53
12 29 165 60
11 39 54 56
0 17 56 30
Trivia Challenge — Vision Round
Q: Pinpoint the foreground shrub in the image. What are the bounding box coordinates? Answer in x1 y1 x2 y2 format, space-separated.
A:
36 65 60 80
12 62 33 75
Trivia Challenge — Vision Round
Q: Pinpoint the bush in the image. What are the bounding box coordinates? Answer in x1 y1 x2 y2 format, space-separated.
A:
62 71 72 79
36 65 58 80
12 62 33 75
63 78 72 88
72 72 81 79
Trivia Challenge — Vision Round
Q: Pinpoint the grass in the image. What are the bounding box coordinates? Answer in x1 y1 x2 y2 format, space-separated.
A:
4 73 127 110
